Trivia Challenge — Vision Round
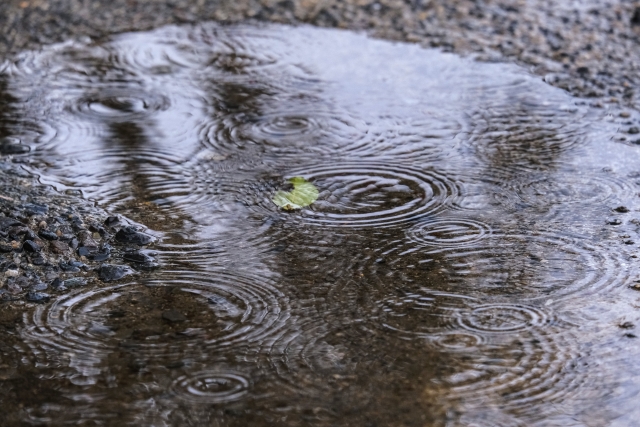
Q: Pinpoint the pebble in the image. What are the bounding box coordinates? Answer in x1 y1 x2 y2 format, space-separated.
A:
0 217 21 231
25 291 51 303
4 269 19 277
614 206 630 213
162 309 187 323
98 264 134 282
50 240 69 254
22 240 41 252
38 230 58 241
115 226 154 245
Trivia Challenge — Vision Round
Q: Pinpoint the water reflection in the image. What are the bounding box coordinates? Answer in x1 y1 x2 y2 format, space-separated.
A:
0 22 639 426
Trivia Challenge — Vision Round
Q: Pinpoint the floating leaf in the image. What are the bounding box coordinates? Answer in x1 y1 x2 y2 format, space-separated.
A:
272 177 318 211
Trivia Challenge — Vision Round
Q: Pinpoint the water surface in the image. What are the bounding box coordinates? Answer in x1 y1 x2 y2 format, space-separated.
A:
2 22 640 426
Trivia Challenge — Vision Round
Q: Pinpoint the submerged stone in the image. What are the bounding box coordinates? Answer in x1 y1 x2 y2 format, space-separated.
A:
115 226 154 245
98 263 134 282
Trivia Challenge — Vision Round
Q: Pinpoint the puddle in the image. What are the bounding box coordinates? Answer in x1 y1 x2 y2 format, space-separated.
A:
2 22 640 425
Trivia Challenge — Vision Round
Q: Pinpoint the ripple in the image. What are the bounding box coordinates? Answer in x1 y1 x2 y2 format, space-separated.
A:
198 104 369 160
465 100 589 175
72 91 170 121
439 327 586 418
171 370 250 404
377 289 475 339
420 231 632 302
20 272 289 383
456 303 555 334
431 331 485 351
514 172 636 208
406 218 492 248
284 162 460 228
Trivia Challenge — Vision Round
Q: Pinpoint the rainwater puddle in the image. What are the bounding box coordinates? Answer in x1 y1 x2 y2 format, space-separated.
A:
2 22 640 426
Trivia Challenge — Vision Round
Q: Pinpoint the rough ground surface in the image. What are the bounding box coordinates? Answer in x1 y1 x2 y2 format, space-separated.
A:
0 156 158 303
1 0 640 104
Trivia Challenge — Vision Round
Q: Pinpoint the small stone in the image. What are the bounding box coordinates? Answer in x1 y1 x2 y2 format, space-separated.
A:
25 292 50 304
64 277 87 287
162 310 187 323
98 264 134 282
30 254 46 265
620 112 631 118
77 246 94 257
0 243 13 253
6 281 21 295
23 203 48 216
606 218 622 225
0 217 22 231
58 260 83 272
629 127 640 135
123 249 158 270
50 240 69 254
614 206 630 213
50 277 66 291
630 282 640 291
632 7 640 25
104 216 120 227
619 321 635 329
38 221 47 229
4 269 19 278
23 240 41 252
38 230 58 241
115 226 154 245
625 240 635 245
31 282 48 291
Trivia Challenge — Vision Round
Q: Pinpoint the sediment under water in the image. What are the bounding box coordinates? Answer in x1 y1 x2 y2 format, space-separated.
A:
1 22 640 426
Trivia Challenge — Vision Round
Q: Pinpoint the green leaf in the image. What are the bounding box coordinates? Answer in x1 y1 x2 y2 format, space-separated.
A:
272 176 318 211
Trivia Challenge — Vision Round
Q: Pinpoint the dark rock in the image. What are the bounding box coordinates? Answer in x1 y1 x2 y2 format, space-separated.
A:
30 282 48 291
77 246 93 257
625 239 635 245
115 226 154 245
23 240 41 253
38 230 58 241
576 66 589 75
50 277 66 291
87 250 110 262
614 206 630 213
0 243 13 253
123 249 153 264
98 264 134 282
606 218 622 225
59 260 84 272
30 254 46 265
162 309 187 323
629 127 640 135
105 216 120 227
23 203 49 216
85 244 111 262
25 292 51 304
0 137 29 155
64 277 87 287
0 217 21 231
632 7 640 25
